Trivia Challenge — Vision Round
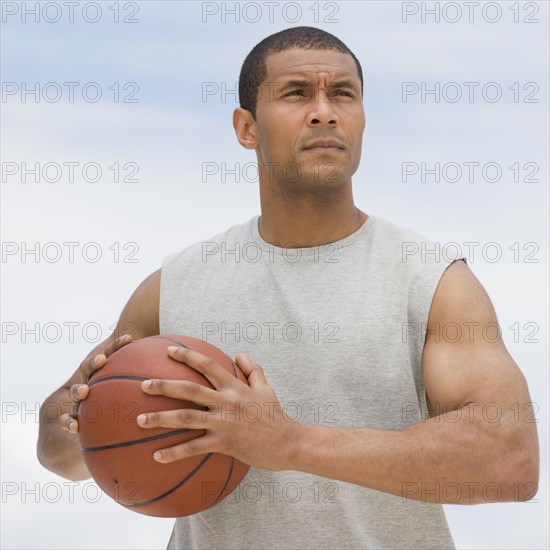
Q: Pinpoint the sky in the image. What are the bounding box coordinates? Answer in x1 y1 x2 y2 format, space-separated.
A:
1 1 549 548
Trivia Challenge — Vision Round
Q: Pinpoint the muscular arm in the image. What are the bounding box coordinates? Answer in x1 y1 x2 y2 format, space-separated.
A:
36 269 161 481
285 260 540 504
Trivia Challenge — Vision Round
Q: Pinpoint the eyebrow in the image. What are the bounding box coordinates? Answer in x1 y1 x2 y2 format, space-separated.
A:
279 79 358 91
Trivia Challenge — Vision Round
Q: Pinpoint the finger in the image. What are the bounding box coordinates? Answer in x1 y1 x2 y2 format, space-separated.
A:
79 335 132 382
141 379 220 406
105 333 133 358
68 383 89 404
68 383 90 420
79 353 107 382
153 435 219 463
235 353 268 388
167 346 235 388
136 408 210 430
59 413 79 434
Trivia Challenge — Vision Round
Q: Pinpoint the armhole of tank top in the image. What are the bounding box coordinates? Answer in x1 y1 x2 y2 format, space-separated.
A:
165 521 176 549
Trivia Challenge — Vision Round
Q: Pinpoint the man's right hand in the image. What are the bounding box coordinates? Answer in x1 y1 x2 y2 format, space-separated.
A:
59 334 134 434
37 268 160 480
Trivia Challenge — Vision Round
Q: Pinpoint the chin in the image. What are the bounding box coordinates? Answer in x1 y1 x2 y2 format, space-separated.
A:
283 178 346 191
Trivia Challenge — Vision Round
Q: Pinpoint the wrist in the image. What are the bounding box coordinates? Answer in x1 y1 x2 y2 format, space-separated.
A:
280 420 313 472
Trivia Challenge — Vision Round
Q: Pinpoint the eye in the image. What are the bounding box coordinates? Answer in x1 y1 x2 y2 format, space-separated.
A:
334 90 354 97
283 89 305 98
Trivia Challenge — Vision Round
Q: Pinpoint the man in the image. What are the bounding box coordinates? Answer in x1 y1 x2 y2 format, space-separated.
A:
37 27 539 549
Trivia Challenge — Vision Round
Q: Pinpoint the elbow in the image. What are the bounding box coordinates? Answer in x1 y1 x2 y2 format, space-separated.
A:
498 432 540 503
36 433 52 471
36 438 61 476
516 422 540 501
36 437 91 482
514 446 539 502
37 453 91 482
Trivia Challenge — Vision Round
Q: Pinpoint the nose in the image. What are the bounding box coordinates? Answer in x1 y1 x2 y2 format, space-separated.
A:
306 90 338 127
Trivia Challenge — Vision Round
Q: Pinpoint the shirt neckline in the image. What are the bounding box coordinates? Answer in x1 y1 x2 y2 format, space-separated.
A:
249 213 376 258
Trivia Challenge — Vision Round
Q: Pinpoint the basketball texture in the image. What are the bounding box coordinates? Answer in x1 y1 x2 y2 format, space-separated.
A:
78 334 251 517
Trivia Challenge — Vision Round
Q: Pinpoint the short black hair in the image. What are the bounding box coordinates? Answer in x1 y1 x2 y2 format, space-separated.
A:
238 26 364 119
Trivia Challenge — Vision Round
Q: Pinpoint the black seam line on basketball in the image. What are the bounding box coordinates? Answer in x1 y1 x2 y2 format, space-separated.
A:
88 375 148 387
212 457 235 506
79 429 193 452
150 335 190 349
125 453 213 507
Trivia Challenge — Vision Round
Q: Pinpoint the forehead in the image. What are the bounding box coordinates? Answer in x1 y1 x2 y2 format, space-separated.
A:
263 48 360 84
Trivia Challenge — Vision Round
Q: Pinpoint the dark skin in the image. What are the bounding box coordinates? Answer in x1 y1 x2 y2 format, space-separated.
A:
232 48 368 247
38 48 539 503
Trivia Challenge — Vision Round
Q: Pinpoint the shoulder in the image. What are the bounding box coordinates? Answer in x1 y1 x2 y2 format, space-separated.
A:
162 217 256 268
429 259 492 327
118 268 162 338
367 216 450 264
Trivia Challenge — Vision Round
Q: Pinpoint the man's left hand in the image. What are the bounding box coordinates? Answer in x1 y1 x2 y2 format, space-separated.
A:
136 345 297 471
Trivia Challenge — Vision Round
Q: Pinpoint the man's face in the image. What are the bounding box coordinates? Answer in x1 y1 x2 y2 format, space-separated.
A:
253 48 365 190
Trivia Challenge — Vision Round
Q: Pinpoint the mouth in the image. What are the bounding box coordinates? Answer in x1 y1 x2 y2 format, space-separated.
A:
302 140 345 153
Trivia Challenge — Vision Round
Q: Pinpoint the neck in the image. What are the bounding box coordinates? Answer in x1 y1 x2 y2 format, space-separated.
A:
257 180 368 248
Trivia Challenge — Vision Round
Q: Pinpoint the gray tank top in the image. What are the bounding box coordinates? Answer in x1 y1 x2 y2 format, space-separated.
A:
160 214 460 549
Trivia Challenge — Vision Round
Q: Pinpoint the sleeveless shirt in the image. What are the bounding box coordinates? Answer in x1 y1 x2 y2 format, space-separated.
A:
160 214 460 549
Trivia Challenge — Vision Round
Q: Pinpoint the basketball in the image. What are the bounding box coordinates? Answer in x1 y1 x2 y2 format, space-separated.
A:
77 334 251 517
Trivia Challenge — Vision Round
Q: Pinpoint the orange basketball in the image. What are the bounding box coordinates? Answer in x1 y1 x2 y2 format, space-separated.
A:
78 334 250 517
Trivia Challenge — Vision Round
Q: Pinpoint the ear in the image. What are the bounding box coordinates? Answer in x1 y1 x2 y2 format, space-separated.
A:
233 107 258 149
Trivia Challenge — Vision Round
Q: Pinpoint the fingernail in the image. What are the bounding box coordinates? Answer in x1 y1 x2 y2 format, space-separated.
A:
136 414 146 425
142 380 152 389
167 346 178 353
68 421 74 431
154 451 162 461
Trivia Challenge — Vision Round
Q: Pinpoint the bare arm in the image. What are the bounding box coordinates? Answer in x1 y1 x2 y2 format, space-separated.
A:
284 260 540 504
36 269 161 481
